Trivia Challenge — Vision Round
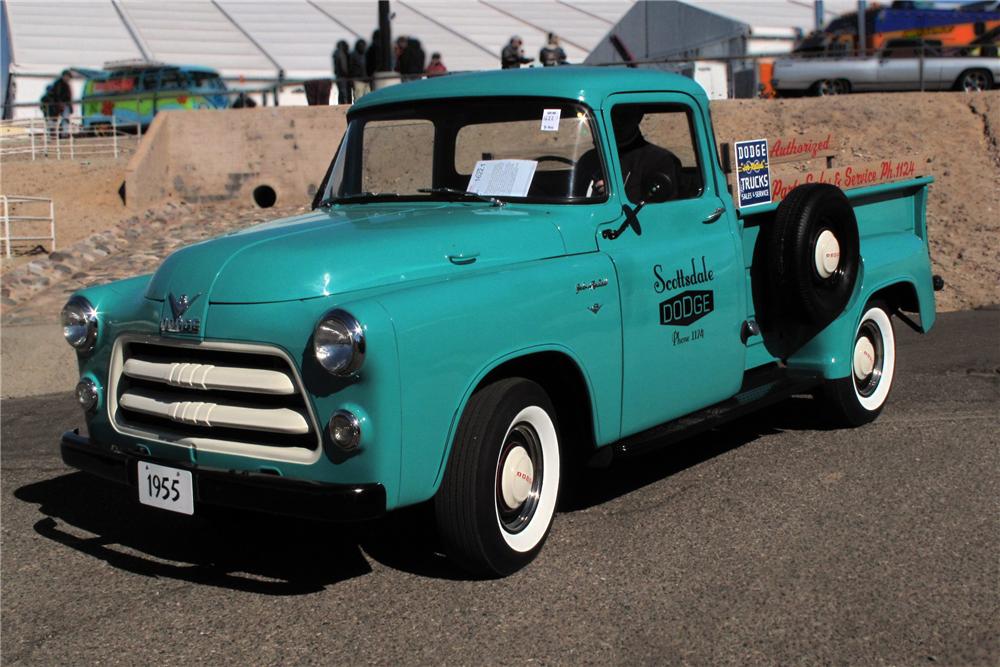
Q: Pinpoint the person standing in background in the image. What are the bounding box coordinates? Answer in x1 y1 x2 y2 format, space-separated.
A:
48 70 73 137
426 52 448 77
350 38 370 99
397 36 426 81
501 36 533 69
539 33 567 66
332 40 352 105
366 30 392 82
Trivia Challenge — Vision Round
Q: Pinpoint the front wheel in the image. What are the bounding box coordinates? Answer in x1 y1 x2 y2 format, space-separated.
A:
435 378 561 576
818 302 897 427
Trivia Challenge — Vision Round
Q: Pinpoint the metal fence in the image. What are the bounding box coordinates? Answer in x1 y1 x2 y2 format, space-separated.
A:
0 195 56 258
0 115 142 161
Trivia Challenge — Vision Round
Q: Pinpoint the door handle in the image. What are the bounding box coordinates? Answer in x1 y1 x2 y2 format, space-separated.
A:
702 207 725 224
448 252 479 265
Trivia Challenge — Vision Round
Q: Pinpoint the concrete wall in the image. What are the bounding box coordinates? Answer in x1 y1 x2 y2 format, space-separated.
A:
125 105 348 210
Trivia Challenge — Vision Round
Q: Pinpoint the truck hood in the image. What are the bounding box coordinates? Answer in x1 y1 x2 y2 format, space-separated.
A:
145 203 567 306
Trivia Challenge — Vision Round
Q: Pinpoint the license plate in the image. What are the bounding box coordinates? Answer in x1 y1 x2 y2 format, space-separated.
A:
138 461 194 515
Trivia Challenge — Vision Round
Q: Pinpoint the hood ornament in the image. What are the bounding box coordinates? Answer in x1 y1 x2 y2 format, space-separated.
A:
162 292 202 334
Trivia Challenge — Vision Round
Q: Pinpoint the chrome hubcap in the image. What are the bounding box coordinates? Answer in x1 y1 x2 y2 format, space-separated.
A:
853 321 884 397
496 422 543 534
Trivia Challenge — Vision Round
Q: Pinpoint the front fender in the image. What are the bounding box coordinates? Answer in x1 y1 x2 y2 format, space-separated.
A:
375 254 623 507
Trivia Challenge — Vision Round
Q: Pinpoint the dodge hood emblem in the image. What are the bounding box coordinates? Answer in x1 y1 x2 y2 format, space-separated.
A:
162 293 202 334
169 292 201 319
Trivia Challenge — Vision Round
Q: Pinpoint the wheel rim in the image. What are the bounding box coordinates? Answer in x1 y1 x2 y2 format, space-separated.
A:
492 405 560 553
964 72 987 92
495 422 543 534
818 80 835 96
853 321 883 397
851 307 896 411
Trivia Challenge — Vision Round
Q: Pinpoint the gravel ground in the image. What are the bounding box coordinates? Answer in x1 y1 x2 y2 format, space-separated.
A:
2 309 997 665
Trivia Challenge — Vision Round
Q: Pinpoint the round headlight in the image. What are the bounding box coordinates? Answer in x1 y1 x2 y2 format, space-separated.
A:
61 296 98 352
313 309 365 376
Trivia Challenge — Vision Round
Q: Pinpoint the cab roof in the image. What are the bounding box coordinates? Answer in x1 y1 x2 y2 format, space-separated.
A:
350 66 708 113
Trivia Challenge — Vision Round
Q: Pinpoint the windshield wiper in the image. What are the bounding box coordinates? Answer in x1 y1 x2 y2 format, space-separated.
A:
417 188 505 207
320 191 403 207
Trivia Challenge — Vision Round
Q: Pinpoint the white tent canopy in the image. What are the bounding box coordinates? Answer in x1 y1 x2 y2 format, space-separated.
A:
4 0 848 117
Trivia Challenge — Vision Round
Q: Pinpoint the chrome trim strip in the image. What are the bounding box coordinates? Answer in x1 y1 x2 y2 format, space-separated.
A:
122 357 297 395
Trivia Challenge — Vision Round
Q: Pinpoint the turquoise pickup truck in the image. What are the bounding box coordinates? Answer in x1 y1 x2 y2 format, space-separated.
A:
59 68 940 576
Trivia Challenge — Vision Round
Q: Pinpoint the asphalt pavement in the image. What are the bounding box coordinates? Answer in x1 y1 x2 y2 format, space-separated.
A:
2 309 998 665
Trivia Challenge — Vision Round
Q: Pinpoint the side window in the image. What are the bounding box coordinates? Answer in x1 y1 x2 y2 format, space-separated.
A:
139 70 159 91
159 69 186 91
611 104 704 205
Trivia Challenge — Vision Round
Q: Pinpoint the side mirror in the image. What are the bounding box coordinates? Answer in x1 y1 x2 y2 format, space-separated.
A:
600 171 675 241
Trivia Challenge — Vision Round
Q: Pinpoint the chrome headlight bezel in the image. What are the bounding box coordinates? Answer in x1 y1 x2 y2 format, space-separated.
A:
61 296 98 353
313 308 365 376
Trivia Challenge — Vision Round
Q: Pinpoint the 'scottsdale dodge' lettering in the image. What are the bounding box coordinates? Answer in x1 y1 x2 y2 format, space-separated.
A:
653 256 715 294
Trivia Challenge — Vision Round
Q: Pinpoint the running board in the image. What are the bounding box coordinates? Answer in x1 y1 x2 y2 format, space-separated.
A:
612 364 823 459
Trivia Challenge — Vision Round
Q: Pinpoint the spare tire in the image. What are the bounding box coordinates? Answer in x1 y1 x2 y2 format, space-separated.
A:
767 183 860 327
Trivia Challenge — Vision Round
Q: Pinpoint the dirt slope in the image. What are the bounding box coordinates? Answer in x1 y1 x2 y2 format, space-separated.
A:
0 157 129 272
712 91 1000 312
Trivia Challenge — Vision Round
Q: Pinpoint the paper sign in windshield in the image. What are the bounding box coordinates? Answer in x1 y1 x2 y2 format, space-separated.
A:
734 139 771 208
541 109 561 132
467 160 538 198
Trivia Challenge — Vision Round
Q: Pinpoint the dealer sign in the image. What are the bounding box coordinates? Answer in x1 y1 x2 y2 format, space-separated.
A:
734 139 772 208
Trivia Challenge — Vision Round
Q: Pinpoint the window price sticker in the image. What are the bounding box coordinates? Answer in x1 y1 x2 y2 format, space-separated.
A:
541 108 561 132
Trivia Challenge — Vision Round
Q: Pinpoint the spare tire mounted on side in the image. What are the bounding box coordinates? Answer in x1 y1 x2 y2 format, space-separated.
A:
766 183 860 328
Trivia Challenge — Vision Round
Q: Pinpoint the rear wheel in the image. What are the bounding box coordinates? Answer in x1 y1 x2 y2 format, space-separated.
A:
956 69 992 92
435 378 561 576
819 301 897 427
812 79 848 96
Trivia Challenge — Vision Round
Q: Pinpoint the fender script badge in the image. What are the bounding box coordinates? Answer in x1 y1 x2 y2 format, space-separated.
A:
576 278 608 293
161 292 202 333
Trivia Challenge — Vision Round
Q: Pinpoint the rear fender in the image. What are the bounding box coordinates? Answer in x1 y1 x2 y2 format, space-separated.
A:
787 232 936 379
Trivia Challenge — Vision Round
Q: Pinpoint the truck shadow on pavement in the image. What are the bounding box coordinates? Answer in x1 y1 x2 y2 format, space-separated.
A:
14 397 832 591
14 474 463 594
561 396 836 512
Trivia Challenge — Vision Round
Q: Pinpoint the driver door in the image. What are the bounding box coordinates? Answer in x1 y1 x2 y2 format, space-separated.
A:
597 92 746 436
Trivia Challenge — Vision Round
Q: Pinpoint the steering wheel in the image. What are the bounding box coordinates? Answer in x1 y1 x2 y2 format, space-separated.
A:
534 155 577 167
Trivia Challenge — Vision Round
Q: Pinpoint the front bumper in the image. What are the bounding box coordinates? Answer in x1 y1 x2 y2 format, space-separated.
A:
60 430 386 521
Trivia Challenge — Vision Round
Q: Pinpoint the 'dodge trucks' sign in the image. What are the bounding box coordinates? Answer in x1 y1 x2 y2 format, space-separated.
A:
734 139 772 208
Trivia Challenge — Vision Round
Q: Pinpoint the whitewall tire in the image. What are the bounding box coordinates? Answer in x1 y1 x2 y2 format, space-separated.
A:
435 378 561 576
820 301 897 426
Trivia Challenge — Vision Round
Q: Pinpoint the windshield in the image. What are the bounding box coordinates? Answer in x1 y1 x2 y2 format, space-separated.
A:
321 97 607 205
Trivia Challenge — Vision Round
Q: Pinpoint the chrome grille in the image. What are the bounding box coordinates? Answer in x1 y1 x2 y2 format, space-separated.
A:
109 337 321 463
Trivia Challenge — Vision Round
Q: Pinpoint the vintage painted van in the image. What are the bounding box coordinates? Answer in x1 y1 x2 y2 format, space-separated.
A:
81 62 229 129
